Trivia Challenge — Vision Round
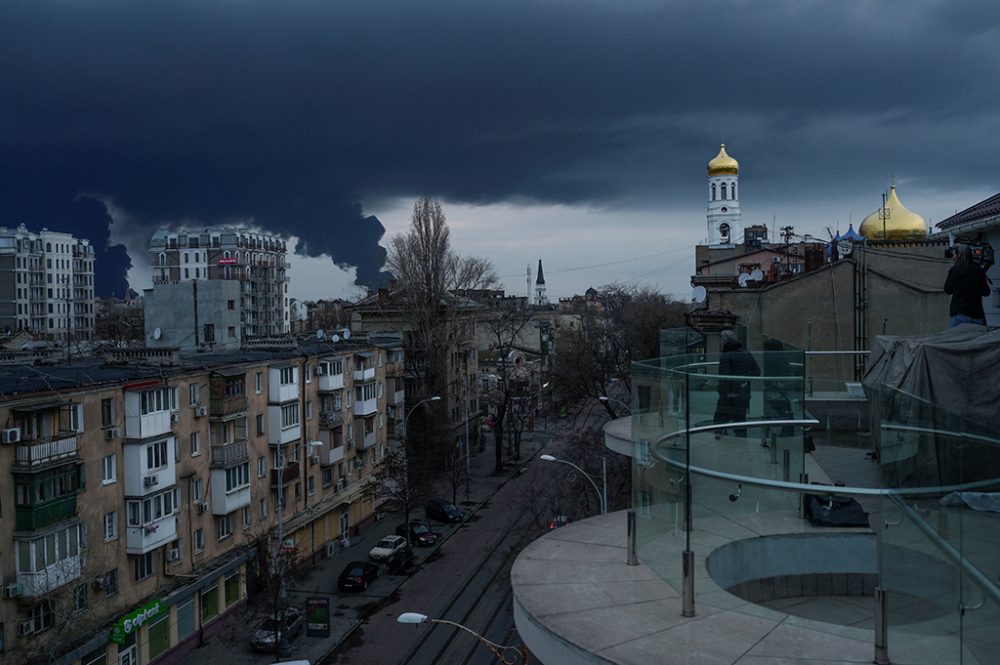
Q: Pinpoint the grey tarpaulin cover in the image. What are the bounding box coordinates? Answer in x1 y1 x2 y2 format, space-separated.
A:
862 324 1000 484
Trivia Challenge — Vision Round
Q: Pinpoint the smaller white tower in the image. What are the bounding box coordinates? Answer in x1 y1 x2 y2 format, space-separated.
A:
706 144 742 246
535 259 548 306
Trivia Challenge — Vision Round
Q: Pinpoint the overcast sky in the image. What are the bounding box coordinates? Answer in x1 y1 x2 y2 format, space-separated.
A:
1 0 997 301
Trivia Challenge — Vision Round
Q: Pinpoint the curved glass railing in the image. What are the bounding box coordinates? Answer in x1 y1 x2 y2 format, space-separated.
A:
631 354 1000 664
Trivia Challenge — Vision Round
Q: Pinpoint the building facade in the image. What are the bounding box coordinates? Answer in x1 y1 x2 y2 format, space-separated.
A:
0 225 96 340
149 228 290 339
0 340 400 665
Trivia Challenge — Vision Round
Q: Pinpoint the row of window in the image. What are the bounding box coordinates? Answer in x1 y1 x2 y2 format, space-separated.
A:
710 181 738 201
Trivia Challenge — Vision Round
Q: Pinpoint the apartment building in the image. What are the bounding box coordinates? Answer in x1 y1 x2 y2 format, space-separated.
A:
0 340 400 665
0 224 96 340
148 228 290 339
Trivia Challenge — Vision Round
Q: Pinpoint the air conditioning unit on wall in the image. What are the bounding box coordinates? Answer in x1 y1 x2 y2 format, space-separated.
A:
3 583 22 598
143 475 159 487
2 427 21 444
105 428 120 440
195 405 208 417
17 620 35 637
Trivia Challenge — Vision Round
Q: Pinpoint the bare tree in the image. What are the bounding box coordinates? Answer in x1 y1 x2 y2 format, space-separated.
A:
386 197 498 467
551 284 686 419
363 447 426 542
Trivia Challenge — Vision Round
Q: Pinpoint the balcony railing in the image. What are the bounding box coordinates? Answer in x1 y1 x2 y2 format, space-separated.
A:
270 464 301 487
319 411 343 428
17 552 84 597
15 496 78 531
210 439 249 468
14 435 78 470
209 395 248 418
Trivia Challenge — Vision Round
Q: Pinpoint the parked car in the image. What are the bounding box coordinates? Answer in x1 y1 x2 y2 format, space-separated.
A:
250 607 304 652
337 561 380 592
425 498 463 523
385 544 416 574
396 521 439 547
548 515 571 530
368 535 408 564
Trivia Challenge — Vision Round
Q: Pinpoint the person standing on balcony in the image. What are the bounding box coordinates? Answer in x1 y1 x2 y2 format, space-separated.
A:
714 330 760 438
944 243 991 327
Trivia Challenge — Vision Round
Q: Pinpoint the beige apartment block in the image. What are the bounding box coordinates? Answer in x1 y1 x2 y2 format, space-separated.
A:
0 339 401 665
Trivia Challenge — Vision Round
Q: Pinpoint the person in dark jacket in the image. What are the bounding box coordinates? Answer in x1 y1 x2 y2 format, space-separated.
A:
943 244 991 327
714 330 760 438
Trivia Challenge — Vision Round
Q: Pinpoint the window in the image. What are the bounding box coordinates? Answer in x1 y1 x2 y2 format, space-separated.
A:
176 598 195 641
189 383 200 405
227 299 235 310
217 515 232 540
204 324 215 343
191 477 203 503
190 432 200 456
330 358 343 375
242 506 251 528
281 403 299 428
731 182 737 199
294 482 301 499
194 528 205 553
307 475 315 496
102 454 116 484
279 366 295 385
305 365 312 383
146 440 168 470
322 467 334 487
378 382 384 399
256 414 264 436
228 326 236 339
16 524 84 579
104 569 118 596
73 583 88 612
257 456 266 478
379 413 384 430
200 585 219 622
711 182 717 201
104 511 118 541
125 489 177 527
148 614 169 660
306 401 313 420
140 387 176 415
101 397 115 427
225 573 240 607
225 463 250 492
259 498 268 519
134 552 155 581
255 372 262 394
29 600 55 634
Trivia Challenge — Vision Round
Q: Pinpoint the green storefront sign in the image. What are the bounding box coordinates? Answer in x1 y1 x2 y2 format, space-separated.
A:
110 599 164 644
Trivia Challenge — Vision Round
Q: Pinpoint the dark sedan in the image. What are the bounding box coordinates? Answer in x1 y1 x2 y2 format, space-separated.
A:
337 561 380 592
396 521 439 546
425 498 463 523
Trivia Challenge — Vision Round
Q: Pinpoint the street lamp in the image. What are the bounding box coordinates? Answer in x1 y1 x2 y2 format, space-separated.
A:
403 395 441 438
598 395 631 415
540 454 607 515
397 612 528 664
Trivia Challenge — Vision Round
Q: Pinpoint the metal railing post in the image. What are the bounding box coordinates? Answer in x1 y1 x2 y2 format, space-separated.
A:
682 549 695 617
874 586 890 664
627 510 639 566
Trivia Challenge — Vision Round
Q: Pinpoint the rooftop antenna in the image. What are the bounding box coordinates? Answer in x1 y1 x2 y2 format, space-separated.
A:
331 334 340 344
316 329 325 340
342 328 351 341
691 285 707 304
738 273 750 288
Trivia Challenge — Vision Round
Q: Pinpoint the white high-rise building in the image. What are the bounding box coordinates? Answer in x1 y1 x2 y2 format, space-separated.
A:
149 228 290 338
0 224 95 339
706 144 742 246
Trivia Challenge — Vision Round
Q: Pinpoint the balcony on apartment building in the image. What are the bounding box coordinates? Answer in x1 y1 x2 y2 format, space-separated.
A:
316 361 345 392
125 512 178 555
270 463 301 487
355 426 377 451
319 410 343 429
315 430 346 465
14 523 86 597
210 438 249 468
122 437 177 497
13 433 79 471
353 397 377 417
209 393 248 418
353 353 375 382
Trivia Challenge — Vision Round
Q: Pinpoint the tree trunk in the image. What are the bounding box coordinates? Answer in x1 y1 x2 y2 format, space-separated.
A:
493 424 504 475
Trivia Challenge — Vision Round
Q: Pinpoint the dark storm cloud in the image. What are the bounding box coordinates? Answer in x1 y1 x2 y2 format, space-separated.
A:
0 0 996 294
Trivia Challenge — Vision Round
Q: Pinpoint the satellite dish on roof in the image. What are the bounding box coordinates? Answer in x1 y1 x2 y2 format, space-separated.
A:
331 334 340 343
316 329 325 340
152 327 162 341
750 269 764 282
738 273 750 288
342 328 351 341
691 286 707 303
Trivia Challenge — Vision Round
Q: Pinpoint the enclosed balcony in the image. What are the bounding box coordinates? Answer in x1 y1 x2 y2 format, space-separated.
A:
317 363 344 392
125 513 178 555
16 495 78 531
319 410 343 429
15 522 86 597
315 430 345 465
122 437 177 497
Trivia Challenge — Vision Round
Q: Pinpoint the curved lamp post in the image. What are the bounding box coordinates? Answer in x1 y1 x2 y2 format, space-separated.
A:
598 394 632 415
403 395 441 437
540 454 607 515
397 613 528 664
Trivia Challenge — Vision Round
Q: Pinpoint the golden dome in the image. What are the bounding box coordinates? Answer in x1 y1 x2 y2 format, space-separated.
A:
707 144 739 176
858 185 928 241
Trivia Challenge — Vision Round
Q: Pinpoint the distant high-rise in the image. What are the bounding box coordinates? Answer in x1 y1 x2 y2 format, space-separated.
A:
0 224 95 339
149 227 290 338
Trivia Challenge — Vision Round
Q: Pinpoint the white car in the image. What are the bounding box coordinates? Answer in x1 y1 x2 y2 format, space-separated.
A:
368 535 407 564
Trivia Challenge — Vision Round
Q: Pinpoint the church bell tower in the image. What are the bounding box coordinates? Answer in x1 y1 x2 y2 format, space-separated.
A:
706 144 742 246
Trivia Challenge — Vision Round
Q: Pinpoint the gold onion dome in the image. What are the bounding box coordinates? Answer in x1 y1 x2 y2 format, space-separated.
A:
707 144 739 176
858 185 928 241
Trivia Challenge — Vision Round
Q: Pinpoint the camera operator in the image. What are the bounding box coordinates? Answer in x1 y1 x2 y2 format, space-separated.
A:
943 243 991 327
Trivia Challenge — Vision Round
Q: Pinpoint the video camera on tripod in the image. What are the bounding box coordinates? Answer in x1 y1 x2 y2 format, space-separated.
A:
945 239 995 271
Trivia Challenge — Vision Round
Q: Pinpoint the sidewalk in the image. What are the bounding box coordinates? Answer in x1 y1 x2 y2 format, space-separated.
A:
179 426 557 665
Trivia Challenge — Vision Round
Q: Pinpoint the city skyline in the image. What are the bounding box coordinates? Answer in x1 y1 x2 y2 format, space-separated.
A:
2 0 997 302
